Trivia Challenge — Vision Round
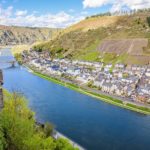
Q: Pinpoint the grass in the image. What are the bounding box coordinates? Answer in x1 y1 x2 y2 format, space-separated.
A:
11 42 45 55
74 39 101 61
11 44 31 55
126 103 150 113
28 67 150 115
64 15 120 32
101 53 117 64
78 51 100 61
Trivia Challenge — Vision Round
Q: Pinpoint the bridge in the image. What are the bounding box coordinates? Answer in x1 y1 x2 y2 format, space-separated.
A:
0 60 16 67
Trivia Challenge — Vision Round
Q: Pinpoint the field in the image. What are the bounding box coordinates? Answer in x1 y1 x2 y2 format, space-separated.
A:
98 39 148 55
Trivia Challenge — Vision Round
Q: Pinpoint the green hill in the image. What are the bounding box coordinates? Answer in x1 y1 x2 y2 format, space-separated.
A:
33 11 150 65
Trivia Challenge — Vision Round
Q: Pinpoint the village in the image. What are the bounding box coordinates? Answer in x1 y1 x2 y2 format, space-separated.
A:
22 50 150 104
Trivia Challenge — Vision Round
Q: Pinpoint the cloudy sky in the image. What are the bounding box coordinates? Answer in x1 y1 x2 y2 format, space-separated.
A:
0 0 150 28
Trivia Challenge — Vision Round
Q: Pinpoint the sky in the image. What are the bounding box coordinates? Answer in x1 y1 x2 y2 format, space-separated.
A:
0 0 150 28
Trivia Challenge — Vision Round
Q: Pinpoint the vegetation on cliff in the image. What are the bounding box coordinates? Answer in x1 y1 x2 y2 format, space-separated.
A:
0 91 78 150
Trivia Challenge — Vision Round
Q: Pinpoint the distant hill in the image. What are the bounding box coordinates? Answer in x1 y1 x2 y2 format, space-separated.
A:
33 11 150 65
0 25 61 46
64 16 120 32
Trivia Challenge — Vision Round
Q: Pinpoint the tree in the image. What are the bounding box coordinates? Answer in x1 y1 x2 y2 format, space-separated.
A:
0 125 6 150
44 122 54 137
55 138 78 150
24 134 56 150
14 53 23 64
0 91 78 150
0 92 35 150
147 17 150 27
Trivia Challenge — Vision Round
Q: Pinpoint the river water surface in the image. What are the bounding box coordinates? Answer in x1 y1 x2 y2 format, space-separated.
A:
1 49 150 150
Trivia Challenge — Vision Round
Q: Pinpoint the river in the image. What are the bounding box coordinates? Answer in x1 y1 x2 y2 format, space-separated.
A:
1 48 150 150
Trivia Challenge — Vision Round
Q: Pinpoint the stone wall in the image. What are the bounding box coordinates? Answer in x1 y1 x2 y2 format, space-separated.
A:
0 70 3 110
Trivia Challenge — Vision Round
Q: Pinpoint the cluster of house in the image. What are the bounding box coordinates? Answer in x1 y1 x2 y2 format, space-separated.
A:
22 50 150 104
94 64 150 103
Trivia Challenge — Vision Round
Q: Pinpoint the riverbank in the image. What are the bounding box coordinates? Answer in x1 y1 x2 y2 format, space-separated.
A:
0 45 13 49
26 66 150 115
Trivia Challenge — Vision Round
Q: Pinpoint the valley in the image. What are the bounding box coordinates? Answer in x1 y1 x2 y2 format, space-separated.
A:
1 7 150 150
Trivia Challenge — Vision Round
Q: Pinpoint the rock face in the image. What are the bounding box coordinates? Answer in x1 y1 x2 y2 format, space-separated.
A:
0 25 60 45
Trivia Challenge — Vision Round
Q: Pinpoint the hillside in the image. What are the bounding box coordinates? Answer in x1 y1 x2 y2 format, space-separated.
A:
0 25 60 46
64 16 120 32
33 11 150 65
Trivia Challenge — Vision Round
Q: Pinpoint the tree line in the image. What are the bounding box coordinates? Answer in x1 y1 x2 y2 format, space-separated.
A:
86 8 150 19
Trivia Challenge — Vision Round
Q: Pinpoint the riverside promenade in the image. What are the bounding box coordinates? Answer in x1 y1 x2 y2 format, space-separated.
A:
36 122 85 150
52 130 85 150
0 70 3 110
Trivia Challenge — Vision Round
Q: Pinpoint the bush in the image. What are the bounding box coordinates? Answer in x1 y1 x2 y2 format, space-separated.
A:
56 47 64 53
55 138 78 150
0 125 6 150
14 53 23 64
44 122 54 137
147 17 150 27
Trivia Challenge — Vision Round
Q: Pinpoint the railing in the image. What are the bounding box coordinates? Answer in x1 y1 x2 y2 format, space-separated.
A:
36 121 85 150
52 130 85 150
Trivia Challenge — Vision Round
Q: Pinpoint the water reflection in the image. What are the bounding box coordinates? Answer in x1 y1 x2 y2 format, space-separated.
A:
0 49 17 69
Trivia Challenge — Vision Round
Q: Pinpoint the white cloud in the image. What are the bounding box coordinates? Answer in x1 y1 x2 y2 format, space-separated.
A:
83 0 150 11
15 10 27 16
0 6 85 28
110 3 123 12
83 0 110 8
121 0 150 10
0 6 13 17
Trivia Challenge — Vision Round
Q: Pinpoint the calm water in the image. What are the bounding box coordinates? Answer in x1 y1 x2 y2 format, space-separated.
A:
1 49 150 150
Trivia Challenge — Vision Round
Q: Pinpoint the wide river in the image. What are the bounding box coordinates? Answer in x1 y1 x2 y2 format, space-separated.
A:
1 49 150 150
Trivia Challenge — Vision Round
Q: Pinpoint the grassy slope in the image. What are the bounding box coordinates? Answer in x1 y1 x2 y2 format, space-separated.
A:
34 12 150 64
11 41 45 55
11 45 31 55
63 16 120 32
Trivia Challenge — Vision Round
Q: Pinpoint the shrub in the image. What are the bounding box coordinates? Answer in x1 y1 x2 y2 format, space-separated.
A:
44 122 54 137
147 17 150 27
55 138 78 150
